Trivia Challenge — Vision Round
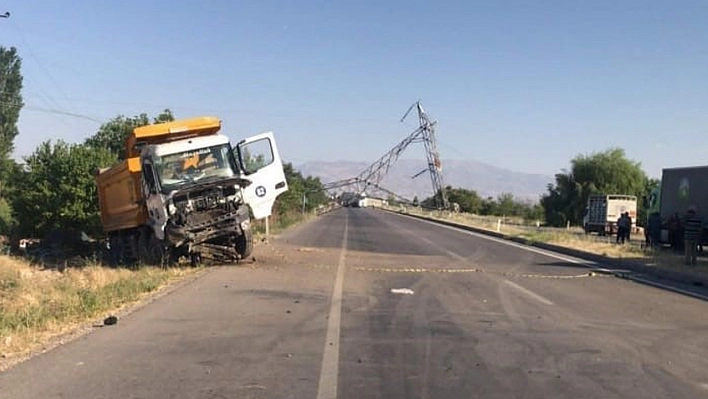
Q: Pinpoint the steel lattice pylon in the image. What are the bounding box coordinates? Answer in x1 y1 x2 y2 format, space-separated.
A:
407 101 449 210
323 101 449 210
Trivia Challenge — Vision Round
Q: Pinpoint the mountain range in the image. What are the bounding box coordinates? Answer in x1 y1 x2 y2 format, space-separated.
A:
295 159 553 202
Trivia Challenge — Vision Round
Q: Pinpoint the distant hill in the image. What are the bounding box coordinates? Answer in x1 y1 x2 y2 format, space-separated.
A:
295 159 553 202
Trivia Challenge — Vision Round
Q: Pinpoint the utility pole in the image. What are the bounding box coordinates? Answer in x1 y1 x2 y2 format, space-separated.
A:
401 101 449 210
322 100 450 210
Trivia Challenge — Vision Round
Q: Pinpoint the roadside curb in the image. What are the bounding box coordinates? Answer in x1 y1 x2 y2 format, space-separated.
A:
387 209 708 289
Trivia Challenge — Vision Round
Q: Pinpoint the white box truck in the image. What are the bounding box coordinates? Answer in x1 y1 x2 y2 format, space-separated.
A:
583 194 637 236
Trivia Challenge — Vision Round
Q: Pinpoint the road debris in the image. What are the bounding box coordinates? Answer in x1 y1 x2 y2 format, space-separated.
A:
241 384 268 390
390 288 415 295
103 316 118 326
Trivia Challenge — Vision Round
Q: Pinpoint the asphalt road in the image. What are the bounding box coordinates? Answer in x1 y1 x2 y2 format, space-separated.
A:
2 207 708 398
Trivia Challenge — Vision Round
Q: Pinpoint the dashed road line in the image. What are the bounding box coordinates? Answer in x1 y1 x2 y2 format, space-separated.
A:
504 280 554 305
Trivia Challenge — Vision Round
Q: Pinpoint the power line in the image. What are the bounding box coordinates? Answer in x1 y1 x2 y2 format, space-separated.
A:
7 18 77 117
0 99 103 123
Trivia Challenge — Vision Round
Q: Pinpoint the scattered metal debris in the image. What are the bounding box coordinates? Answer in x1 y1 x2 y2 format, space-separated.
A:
390 288 415 295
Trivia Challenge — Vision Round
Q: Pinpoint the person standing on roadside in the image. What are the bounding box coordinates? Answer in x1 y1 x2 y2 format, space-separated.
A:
683 206 702 266
616 214 624 244
616 212 630 244
626 212 633 242
668 212 682 251
648 211 662 249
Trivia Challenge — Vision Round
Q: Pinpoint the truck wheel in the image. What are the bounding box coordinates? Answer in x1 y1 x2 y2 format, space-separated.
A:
139 229 168 267
108 235 123 266
235 230 253 259
149 235 170 267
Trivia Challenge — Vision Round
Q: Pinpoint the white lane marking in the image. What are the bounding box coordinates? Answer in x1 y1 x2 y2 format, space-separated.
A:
418 236 467 261
316 211 349 399
628 275 708 302
394 212 604 269
504 280 554 306
390 288 415 295
392 212 708 304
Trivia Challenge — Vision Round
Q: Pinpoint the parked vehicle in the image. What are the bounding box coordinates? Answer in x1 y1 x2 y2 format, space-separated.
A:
658 166 708 245
583 194 637 235
95 116 288 265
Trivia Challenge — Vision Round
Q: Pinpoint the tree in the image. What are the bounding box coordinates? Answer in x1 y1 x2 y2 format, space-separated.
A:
495 192 517 216
638 177 660 227
10 141 116 237
0 47 22 163
0 47 24 234
84 109 174 160
270 163 327 224
541 148 647 226
446 187 482 213
153 109 175 124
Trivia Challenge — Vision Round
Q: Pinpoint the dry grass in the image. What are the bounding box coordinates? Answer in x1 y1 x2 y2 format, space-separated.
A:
0 256 196 359
516 230 646 259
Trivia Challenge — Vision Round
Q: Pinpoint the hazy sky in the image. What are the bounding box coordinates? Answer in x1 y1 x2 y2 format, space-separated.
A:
2 1 707 178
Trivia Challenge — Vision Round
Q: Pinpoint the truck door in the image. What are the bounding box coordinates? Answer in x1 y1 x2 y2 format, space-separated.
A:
236 132 288 219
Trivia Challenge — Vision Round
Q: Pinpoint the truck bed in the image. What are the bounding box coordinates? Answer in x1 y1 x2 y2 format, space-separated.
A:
95 157 147 232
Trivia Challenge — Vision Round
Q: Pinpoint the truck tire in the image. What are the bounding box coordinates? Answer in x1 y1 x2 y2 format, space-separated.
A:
235 230 253 259
108 235 122 266
138 228 169 266
149 235 170 267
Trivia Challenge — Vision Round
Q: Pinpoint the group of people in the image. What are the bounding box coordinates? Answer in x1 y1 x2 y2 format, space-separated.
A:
644 206 703 266
615 212 633 244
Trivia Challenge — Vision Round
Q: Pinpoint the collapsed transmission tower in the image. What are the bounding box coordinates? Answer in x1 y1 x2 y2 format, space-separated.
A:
323 101 450 210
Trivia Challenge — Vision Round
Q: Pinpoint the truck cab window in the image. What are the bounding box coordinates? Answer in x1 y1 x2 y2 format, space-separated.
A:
239 138 274 175
155 144 236 193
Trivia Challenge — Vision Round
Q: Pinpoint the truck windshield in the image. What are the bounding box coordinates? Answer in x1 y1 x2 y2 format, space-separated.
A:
154 144 236 192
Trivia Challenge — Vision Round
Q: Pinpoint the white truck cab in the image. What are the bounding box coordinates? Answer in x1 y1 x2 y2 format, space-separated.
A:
98 116 288 265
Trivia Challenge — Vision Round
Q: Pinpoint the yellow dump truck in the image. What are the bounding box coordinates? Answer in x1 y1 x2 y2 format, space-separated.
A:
95 117 288 265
